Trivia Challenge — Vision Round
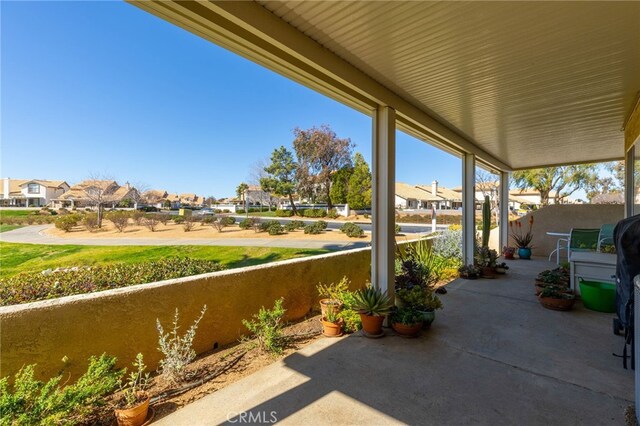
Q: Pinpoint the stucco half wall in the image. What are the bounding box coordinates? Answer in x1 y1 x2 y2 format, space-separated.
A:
1 247 373 381
510 204 624 257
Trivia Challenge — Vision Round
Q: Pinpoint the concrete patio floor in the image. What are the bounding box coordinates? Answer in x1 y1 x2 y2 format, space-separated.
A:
157 258 633 425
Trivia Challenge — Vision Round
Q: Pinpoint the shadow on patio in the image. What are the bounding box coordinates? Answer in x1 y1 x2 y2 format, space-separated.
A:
157 258 633 425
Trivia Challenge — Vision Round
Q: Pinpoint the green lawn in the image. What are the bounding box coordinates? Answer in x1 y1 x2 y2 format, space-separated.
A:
0 225 22 233
0 242 328 278
0 209 37 218
247 211 278 217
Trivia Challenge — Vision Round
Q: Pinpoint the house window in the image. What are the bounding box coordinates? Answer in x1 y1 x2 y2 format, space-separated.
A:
27 183 40 194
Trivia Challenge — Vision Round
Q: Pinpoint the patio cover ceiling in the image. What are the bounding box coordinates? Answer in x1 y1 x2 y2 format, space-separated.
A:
131 1 640 172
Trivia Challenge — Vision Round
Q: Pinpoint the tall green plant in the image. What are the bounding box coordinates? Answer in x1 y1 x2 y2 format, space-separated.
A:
481 195 490 248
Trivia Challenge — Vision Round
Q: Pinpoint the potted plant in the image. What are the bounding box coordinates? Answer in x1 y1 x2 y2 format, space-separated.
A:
510 216 534 259
396 285 442 329
535 268 570 295
458 265 479 280
390 307 424 337
316 278 347 317
538 286 576 311
423 291 442 328
503 246 516 260
353 285 392 338
115 353 151 426
475 247 498 278
495 262 509 274
321 305 344 337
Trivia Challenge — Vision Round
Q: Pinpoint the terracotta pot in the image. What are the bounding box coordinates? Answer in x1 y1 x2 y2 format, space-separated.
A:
538 295 575 311
319 299 343 317
359 313 385 336
481 266 496 279
392 322 422 337
321 318 344 337
115 394 150 426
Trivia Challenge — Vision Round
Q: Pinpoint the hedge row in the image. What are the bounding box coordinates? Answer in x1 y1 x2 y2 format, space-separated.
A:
0 258 225 306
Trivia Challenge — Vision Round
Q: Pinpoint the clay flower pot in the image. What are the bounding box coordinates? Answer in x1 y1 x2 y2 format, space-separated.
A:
321 318 344 337
538 295 575 311
359 313 385 337
392 322 422 338
319 299 343 317
481 266 496 279
115 394 150 426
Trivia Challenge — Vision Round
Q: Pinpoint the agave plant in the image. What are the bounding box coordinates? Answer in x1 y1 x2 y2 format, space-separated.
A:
353 286 392 316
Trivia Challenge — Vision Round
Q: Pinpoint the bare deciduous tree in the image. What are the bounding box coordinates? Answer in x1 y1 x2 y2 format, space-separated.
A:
82 174 119 228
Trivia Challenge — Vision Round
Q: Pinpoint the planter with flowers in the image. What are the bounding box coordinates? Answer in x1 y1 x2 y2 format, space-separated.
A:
510 216 534 259
503 246 516 260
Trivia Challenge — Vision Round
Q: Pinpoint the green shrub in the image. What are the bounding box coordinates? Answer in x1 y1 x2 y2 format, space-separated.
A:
82 213 99 231
0 258 225 306
236 209 245 214
327 209 339 219
303 222 325 235
0 354 123 425
54 215 79 232
395 224 402 234
107 211 130 232
242 298 287 355
223 216 236 225
239 218 257 230
268 223 285 235
303 208 326 218
173 216 185 224
340 222 364 238
275 209 293 217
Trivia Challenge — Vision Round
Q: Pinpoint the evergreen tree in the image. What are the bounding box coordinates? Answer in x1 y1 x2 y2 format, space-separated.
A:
347 153 372 210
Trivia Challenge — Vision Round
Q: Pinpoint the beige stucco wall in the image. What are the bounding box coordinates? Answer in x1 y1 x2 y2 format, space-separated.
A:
1 248 372 381
510 204 624 258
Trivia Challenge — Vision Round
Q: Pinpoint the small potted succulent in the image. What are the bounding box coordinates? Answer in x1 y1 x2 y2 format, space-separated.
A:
390 307 424 337
503 246 516 260
458 265 479 280
538 286 576 311
535 268 570 295
320 305 344 337
475 247 498 279
495 262 509 274
115 353 151 426
396 285 442 329
353 285 393 338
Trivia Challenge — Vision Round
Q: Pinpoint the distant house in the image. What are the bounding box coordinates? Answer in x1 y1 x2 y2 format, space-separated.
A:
51 180 138 209
0 178 69 207
246 185 283 208
142 190 169 208
395 181 462 210
179 193 203 207
591 193 624 204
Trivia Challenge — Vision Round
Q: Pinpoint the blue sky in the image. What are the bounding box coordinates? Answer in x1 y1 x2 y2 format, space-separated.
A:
2 1 462 198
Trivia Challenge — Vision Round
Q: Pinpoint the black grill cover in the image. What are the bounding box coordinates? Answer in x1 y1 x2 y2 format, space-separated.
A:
615 214 640 328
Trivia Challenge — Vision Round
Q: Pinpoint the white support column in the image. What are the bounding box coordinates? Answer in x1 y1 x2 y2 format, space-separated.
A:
625 145 635 218
371 105 396 299
462 153 476 265
499 171 511 253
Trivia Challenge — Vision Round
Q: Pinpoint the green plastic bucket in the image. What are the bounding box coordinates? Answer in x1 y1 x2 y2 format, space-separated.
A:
579 279 616 313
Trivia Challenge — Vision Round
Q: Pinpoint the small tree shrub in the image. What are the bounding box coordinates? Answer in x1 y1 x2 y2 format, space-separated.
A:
275 209 293 217
242 298 287 355
157 305 207 384
285 220 305 232
118 353 150 409
210 216 227 232
173 216 185 224
395 224 402 234
0 258 225 306
327 209 339 219
54 214 79 232
131 211 144 226
236 208 245 214
83 213 99 232
107 211 130 233
303 208 326 218
432 228 463 262
182 216 196 232
0 354 122 425
143 215 159 232
157 213 171 225
268 223 285 235
340 222 364 238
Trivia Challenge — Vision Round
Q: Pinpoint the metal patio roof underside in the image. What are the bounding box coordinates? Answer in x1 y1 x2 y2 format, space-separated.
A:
257 1 640 169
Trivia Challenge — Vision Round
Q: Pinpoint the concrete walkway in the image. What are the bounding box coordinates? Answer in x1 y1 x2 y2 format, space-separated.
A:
0 225 369 250
157 258 633 425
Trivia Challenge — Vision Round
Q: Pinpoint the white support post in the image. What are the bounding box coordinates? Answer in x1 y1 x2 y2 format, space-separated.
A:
625 145 635 218
371 105 396 300
499 171 511 253
462 153 476 265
